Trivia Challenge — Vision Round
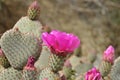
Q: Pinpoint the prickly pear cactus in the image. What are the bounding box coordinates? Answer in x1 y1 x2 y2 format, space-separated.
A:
13 1 42 38
49 54 65 73
22 56 37 80
63 60 75 80
69 55 81 68
87 52 97 63
110 56 120 80
13 16 42 38
35 46 50 70
0 67 22 80
74 63 93 75
99 61 112 77
23 70 37 80
27 1 40 20
0 28 41 69
38 67 60 80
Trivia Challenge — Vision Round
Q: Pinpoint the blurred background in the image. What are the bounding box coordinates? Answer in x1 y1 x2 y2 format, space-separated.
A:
0 0 120 57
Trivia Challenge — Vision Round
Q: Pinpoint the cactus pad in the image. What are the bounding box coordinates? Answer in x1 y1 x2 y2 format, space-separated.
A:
22 69 37 80
39 67 60 80
74 63 93 76
110 57 120 80
0 29 41 69
0 67 22 80
99 61 112 77
49 54 65 73
14 16 42 37
35 46 50 70
27 1 40 20
63 67 75 80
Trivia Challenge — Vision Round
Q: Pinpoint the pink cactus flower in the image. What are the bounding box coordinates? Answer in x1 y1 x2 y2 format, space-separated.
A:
85 67 102 80
42 30 80 56
103 45 115 64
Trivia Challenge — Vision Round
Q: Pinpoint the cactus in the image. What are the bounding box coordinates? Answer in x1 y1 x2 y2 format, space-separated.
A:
22 56 37 80
74 63 93 75
0 28 41 69
35 46 50 71
99 45 115 77
0 1 118 80
110 56 120 80
87 52 97 63
48 54 65 73
99 61 112 77
0 49 10 68
0 67 22 80
13 1 42 38
69 55 81 68
38 67 60 80
63 60 75 80
13 16 42 38
27 1 40 20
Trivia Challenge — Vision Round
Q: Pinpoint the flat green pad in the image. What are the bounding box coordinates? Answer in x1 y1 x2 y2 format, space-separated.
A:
39 67 60 80
1 29 41 69
0 67 22 80
14 16 42 37
35 46 50 70
110 57 120 80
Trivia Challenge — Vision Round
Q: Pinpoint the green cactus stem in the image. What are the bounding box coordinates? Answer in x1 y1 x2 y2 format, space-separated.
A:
99 61 112 77
48 54 65 73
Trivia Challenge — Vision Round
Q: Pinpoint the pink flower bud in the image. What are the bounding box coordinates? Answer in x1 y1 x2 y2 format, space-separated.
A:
103 45 115 63
29 1 40 10
24 56 36 70
42 30 80 57
85 67 102 80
